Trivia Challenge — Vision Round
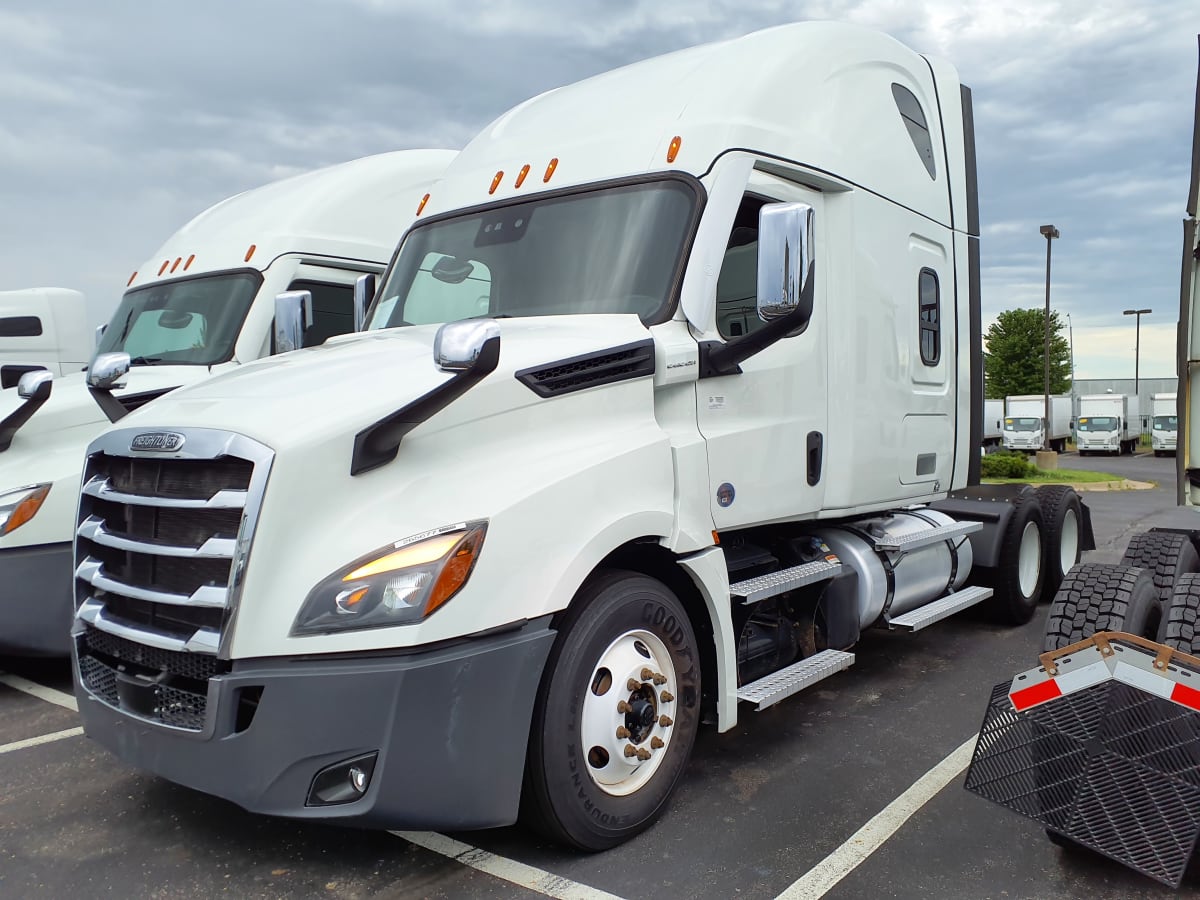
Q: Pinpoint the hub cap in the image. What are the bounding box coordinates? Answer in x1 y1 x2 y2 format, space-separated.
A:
1018 520 1042 598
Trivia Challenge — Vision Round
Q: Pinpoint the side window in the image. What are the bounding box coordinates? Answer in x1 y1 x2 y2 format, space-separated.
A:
403 252 493 325
288 280 354 347
892 84 936 179
716 195 766 340
0 316 43 337
918 268 940 366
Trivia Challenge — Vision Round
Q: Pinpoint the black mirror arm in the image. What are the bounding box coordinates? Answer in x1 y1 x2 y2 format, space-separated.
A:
0 381 52 452
699 261 815 379
89 387 129 424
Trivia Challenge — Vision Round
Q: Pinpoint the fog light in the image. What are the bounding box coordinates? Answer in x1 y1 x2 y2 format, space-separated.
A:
306 751 378 807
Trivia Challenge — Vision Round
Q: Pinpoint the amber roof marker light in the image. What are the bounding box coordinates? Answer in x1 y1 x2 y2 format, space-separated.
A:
667 136 682 163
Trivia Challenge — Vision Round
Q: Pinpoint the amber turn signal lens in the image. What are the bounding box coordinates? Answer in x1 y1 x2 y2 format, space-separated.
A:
2 485 50 536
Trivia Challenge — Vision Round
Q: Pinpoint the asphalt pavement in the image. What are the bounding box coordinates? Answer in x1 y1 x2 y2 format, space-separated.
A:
1 451 1195 899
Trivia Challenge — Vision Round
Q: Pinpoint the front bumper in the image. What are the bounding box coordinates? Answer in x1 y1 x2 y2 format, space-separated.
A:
0 541 74 656
74 619 556 830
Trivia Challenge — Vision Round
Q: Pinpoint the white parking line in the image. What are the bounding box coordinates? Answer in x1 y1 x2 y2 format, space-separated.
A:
775 734 979 899
0 673 78 711
392 830 626 900
0 726 85 756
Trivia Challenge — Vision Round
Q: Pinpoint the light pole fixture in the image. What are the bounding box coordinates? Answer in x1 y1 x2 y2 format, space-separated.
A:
1040 224 1060 451
1123 307 1152 396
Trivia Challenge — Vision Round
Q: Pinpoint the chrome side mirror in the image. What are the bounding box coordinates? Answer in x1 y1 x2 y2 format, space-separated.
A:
88 352 130 390
433 318 501 372
274 290 313 354
757 201 815 325
17 369 53 401
353 274 376 332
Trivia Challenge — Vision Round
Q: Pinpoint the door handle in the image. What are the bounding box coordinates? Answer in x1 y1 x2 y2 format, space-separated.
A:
807 431 823 486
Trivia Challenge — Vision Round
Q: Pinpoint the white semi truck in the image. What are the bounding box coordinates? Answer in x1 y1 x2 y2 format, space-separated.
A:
69 23 1091 850
1151 391 1178 456
1002 394 1072 452
0 288 91 387
0 149 454 655
982 397 1004 451
1076 392 1141 455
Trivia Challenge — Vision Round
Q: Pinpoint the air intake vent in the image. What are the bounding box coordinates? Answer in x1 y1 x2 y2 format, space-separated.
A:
515 339 654 398
117 387 177 414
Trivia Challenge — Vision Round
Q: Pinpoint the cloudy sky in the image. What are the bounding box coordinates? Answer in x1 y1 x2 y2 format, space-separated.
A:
1 1 1195 379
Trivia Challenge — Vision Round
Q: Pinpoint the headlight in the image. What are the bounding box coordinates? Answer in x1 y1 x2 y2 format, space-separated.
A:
291 521 487 635
0 484 51 536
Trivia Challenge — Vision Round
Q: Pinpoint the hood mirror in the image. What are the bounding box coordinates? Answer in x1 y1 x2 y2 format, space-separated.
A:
274 290 313 354
434 318 501 372
88 352 131 391
17 369 53 401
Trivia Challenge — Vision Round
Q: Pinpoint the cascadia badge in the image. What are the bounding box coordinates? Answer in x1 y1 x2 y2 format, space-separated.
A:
131 432 185 452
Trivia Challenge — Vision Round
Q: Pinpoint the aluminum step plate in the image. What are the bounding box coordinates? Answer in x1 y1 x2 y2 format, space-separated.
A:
736 649 855 710
888 585 993 632
729 559 842 605
873 520 982 552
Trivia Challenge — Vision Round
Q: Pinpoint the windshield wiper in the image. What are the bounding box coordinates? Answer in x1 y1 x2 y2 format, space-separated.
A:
129 356 164 366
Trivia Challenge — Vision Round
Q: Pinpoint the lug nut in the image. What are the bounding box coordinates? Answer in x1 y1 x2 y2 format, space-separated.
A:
651 736 665 749
641 668 655 681
617 700 632 714
659 715 673 727
636 748 652 761
624 744 639 758
616 726 630 739
627 678 641 691
660 690 675 703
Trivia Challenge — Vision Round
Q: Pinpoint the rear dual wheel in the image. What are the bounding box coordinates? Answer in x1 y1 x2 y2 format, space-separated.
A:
522 570 700 850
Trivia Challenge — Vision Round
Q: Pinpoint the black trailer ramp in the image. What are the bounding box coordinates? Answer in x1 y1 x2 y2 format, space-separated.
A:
964 633 1200 888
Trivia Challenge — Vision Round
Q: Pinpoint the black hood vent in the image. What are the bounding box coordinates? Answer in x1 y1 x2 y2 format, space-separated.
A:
516 339 655 398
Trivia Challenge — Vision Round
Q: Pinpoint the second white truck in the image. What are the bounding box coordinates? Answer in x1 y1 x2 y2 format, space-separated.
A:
0 149 454 655
0 288 91 387
1076 392 1141 455
1002 394 1071 452
1151 391 1178 456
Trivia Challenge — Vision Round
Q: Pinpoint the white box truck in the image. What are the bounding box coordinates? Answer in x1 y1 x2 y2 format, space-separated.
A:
0 288 91 387
1152 391 1177 456
69 23 1092 850
0 149 454 655
982 397 1004 450
1077 393 1141 455
1002 394 1072 452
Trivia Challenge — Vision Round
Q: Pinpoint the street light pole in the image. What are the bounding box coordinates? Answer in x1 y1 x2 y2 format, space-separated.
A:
1122 308 1152 396
1040 224 1060 452
1067 311 1075 418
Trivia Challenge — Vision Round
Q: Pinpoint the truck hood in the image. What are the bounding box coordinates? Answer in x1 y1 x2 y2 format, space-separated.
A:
113 316 658 455
0 365 214 453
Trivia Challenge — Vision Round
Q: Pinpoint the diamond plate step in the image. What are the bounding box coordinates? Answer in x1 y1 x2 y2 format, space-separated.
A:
736 649 856 710
729 559 842 605
873 520 981 553
887 585 993 632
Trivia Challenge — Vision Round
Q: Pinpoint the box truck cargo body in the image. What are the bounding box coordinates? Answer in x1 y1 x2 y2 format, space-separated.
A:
1077 393 1140 455
1002 395 1071 452
1152 392 1177 455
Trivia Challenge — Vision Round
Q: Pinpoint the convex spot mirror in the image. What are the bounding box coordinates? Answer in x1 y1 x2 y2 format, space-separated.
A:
757 201 815 332
433 318 501 372
88 352 131 390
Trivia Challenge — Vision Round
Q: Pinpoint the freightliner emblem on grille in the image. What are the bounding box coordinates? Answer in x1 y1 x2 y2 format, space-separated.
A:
130 432 186 452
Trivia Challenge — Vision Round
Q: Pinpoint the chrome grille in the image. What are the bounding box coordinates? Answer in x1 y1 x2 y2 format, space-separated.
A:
73 428 273 729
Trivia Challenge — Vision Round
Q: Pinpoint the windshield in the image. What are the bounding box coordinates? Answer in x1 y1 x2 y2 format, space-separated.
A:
1155 415 1178 430
98 271 262 366
368 179 698 329
1076 416 1117 431
1004 417 1041 432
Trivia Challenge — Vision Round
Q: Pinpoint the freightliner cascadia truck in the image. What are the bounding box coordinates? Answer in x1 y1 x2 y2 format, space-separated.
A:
0 288 91 387
0 149 454 655
70 23 1091 850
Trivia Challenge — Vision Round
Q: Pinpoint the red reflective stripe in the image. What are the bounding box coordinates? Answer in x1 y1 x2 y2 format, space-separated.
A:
1170 681 1200 711
1011 679 1062 711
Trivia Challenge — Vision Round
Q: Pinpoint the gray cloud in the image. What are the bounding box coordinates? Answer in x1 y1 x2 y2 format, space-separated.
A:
0 0 1195 382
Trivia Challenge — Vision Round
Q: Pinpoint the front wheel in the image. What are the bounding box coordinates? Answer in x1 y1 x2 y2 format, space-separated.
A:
521 570 701 850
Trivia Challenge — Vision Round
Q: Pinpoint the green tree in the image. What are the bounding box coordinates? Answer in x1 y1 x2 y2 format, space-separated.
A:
984 308 1071 399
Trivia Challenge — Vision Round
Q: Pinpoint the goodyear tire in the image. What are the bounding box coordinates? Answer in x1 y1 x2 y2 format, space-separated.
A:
1120 531 1200 605
980 489 1045 625
1035 485 1082 601
1162 572 1200 655
1043 563 1162 651
521 569 700 850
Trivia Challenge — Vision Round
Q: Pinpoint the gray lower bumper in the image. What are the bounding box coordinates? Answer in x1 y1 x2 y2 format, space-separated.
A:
0 542 74 656
75 620 556 830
